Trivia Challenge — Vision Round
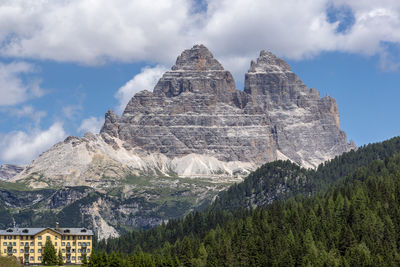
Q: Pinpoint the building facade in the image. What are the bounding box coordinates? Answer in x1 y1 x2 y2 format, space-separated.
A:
0 227 93 265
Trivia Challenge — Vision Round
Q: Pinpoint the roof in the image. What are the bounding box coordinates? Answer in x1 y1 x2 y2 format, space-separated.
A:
0 227 93 236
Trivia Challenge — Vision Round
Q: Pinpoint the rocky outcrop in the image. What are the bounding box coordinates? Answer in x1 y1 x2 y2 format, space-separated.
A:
0 164 24 181
101 45 354 169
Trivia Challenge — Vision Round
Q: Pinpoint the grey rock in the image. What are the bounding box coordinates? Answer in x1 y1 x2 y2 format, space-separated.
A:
101 45 355 168
0 164 24 181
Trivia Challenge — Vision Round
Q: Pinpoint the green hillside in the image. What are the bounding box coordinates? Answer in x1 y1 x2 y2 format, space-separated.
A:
89 137 400 266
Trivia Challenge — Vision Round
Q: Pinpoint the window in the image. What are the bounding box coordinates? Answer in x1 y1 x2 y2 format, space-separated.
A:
67 236 70 240
20 242 23 246
8 236 11 240
72 256 75 260
62 242 65 246
38 256 42 261
13 249 16 253
78 236 82 240
20 249 23 253
30 249 33 253
88 249 90 253
38 242 42 246
73 242 76 246
25 242 29 246
62 256 65 260
55 242 57 246
13 236 16 240
46 236 50 240
30 257 33 261
87 236 91 240
83 236 86 240
62 236 65 240
78 249 81 253
72 249 75 253
78 242 81 246
12 242 16 246
30 236 34 240
30 242 34 246
87 242 90 246
55 236 58 240
2 242 6 246
38 236 42 240
3 249 5 253
62 249 65 253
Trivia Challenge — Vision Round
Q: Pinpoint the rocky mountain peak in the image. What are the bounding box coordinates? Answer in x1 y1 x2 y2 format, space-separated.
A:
171 44 224 71
248 50 291 73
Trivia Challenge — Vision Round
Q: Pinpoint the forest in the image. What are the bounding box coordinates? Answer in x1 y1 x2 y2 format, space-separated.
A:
85 137 400 266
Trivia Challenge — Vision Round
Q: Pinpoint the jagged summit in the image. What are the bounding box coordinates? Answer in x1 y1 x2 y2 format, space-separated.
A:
15 44 355 190
151 44 239 103
171 44 224 71
248 50 291 73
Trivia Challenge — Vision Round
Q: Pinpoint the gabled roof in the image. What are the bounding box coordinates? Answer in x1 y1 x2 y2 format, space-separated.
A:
0 227 93 236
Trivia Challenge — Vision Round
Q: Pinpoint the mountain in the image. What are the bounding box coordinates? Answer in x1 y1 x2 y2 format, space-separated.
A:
0 164 24 181
3 45 354 238
96 138 400 266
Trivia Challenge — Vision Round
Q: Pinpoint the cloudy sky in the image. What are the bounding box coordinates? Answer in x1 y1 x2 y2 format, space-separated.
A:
0 0 400 165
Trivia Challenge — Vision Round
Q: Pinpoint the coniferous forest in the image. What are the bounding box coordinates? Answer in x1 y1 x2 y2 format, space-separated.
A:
85 137 400 266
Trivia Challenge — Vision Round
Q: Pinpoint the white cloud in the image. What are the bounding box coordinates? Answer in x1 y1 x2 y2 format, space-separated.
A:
0 61 44 106
62 104 83 120
0 122 67 164
0 0 195 65
78 116 105 134
9 105 47 126
0 1 399 81
115 65 167 114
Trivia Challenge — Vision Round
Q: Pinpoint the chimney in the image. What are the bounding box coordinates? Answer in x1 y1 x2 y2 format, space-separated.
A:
56 222 59 229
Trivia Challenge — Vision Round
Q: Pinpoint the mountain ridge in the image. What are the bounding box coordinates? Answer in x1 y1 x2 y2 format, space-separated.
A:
2 44 355 238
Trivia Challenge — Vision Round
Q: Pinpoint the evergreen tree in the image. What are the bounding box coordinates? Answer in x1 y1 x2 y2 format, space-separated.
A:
42 239 58 265
58 249 64 266
81 252 88 266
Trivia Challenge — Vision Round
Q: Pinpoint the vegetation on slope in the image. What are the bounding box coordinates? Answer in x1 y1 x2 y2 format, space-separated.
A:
92 153 400 266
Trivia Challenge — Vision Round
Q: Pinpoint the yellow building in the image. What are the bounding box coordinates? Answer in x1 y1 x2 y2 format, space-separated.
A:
0 226 93 265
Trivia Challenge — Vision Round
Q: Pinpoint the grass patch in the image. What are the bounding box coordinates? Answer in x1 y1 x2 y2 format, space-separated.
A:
0 180 31 191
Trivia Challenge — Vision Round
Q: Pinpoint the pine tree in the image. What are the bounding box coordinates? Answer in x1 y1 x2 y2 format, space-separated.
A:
81 252 88 266
58 249 64 266
42 239 58 265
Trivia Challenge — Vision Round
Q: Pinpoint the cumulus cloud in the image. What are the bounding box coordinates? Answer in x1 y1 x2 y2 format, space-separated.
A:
0 61 44 106
0 0 195 65
8 105 47 126
1 1 400 80
115 65 167 114
78 116 105 134
0 122 67 164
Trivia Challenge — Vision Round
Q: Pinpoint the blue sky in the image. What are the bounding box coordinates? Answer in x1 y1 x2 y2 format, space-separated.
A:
0 0 399 165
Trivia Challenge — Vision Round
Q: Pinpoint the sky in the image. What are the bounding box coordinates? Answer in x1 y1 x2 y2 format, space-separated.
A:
0 0 399 165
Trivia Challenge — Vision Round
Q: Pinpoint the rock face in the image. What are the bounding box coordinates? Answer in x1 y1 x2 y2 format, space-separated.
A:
0 164 24 181
7 45 355 238
101 45 354 169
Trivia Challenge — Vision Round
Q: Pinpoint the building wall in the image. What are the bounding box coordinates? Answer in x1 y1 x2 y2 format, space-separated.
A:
0 229 92 264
